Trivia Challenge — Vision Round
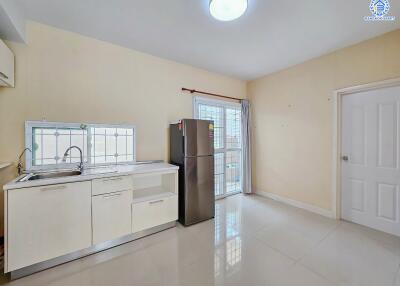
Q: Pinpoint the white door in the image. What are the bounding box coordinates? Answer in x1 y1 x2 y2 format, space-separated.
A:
194 97 243 198
342 85 400 236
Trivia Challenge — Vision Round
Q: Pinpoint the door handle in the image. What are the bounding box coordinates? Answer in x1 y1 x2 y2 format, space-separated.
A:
342 155 349 162
40 185 67 192
102 193 122 199
102 177 123 182
149 200 164 205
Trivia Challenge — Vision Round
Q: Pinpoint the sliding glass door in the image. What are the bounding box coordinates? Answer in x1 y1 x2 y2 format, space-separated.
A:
194 97 242 198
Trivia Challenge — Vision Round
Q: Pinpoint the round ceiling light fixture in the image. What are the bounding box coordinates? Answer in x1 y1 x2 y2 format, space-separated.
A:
209 0 248 21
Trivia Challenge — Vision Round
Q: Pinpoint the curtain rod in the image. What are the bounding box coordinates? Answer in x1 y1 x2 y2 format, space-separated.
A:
181 88 241 102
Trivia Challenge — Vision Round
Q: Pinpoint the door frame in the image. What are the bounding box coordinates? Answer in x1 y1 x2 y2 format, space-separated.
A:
331 77 400 219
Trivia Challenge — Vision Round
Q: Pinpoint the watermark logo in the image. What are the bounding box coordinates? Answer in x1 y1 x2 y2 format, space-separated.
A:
364 0 395 21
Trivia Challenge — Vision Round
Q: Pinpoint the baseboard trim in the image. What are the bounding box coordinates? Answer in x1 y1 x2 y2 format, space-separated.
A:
255 191 334 219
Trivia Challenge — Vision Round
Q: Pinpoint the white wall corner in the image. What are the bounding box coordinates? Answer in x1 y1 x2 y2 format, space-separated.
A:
255 189 335 219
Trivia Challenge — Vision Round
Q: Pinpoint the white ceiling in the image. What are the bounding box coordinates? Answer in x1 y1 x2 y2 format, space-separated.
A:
15 0 400 80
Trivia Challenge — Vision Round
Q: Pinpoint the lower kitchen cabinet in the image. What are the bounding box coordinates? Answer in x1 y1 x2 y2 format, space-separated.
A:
92 190 132 244
7 181 92 272
4 164 179 275
132 195 178 233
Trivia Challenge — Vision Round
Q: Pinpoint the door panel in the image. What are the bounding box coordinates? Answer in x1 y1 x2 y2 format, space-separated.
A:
184 156 215 225
92 190 132 244
350 179 366 212
225 150 242 195
377 183 398 221
7 181 92 271
214 153 225 197
350 105 367 165
342 85 400 236
377 103 397 168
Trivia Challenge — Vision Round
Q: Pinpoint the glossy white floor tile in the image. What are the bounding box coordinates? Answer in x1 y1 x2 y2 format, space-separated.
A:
255 225 316 260
300 221 400 286
1 194 399 286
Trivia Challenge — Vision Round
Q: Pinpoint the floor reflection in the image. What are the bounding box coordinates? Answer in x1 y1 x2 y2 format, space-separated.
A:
214 201 243 280
1 194 397 286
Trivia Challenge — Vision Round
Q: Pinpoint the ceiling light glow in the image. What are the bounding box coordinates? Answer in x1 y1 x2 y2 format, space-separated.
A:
209 0 248 21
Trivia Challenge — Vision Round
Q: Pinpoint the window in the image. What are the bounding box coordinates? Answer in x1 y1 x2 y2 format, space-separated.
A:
31 126 88 166
90 126 134 165
194 97 242 198
25 121 135 170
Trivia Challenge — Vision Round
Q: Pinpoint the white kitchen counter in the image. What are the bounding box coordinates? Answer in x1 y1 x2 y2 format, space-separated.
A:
4 163 179 190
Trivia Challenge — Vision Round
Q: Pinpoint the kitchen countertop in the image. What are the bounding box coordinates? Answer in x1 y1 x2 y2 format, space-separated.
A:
4 163 179 190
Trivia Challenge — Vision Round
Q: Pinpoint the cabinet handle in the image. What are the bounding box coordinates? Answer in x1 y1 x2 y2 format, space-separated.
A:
103 193 122 199
0 72 8 79
40 185 67 192
149 200 164 205
102 177 123 182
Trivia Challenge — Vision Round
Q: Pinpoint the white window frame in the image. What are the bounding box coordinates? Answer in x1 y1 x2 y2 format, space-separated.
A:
193 96 243 199
25 121 136 171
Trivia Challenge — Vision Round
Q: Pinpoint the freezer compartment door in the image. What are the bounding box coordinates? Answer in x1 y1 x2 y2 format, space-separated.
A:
184 119 214 157
170 123 184 164
183 155 215 225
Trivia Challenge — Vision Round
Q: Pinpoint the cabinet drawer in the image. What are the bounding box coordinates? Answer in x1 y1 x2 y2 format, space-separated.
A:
92 190 132 244
132 195 178 233
92 175 132 196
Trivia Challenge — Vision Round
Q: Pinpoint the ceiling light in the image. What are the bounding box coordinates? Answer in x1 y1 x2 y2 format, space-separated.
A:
209 0 248 21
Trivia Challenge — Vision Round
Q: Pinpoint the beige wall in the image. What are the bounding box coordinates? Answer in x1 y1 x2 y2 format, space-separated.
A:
0 21 246 235
248 29 400 212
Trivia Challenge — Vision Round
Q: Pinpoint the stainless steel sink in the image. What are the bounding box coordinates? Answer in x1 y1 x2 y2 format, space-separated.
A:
19 170 82 182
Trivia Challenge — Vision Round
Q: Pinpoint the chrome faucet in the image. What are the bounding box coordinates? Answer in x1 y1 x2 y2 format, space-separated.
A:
17 148 32 175
62 146 84 171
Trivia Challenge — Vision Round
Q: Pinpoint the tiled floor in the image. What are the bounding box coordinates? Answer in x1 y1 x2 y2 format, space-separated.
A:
1 194 399 286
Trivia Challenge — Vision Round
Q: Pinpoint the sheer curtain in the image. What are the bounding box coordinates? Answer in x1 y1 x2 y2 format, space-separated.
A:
241 99 253 194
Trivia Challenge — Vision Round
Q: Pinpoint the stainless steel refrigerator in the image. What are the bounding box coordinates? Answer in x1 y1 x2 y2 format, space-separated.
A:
170 119 215 226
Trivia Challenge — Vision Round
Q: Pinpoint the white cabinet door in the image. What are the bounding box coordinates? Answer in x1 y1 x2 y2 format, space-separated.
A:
7 181 92 271
132 195 178 233
0 39 14 87
92 190 132 244
342 85 400 236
